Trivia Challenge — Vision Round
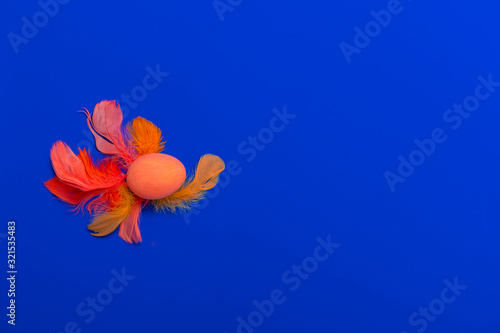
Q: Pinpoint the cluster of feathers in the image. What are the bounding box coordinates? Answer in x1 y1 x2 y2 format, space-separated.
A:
44 100 225 244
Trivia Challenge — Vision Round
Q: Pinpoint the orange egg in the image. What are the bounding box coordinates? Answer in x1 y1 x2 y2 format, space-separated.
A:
126 153 186 200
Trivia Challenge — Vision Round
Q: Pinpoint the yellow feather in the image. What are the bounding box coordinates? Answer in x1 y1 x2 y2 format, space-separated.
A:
88 184 137 237
153 154 225 213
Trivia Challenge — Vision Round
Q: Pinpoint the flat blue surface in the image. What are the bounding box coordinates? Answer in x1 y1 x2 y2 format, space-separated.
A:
2 0 500 332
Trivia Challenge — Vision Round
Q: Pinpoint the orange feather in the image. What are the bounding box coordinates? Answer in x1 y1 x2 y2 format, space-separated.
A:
126 117 165 156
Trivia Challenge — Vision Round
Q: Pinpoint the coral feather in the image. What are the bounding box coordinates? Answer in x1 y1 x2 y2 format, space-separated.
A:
48 141 124 192
44 176 96 206
45 141 126 215
49 141 92 191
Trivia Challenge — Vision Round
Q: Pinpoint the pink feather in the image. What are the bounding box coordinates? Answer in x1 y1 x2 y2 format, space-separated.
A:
118 199 143 244
83 100 132 159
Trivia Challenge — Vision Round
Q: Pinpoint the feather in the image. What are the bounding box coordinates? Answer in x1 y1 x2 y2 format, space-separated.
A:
153 154 225 213
77 147 124 187
45 141 127 216
88 184 140 242
126 117 165 156
82 100 133 161
49 141 94 191
44 176 121 215
44 176 95 206
48 141 124 192
118 198 143 243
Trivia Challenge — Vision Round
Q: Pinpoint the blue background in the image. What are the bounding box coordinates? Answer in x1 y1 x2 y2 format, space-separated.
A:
2 0 500 332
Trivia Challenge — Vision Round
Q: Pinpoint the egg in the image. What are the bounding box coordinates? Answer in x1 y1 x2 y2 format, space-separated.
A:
126 153 186 200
